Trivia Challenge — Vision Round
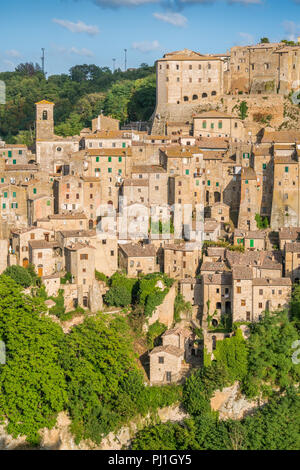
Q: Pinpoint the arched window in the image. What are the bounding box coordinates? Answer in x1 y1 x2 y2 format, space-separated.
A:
192 94 198 100
42 110 48 120
202 93 208 98
211 91 217 96
183 96 189 102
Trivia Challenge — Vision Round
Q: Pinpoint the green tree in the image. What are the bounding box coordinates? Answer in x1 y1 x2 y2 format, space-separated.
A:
3 265 33 288
260 37 270 44
239 101 248 120
214 329 248 382
0 275 67 443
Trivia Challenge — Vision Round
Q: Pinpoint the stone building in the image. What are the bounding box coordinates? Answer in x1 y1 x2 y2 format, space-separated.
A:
163 242 201 279
118 243 158 277
193 111 245 142
65 243 96 306
152 49 228 134
238 167 258 231
285 242 300 283
28 240 62 277
11 227 55 268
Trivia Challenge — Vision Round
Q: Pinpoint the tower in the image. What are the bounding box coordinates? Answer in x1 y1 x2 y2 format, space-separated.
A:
35 100 54 141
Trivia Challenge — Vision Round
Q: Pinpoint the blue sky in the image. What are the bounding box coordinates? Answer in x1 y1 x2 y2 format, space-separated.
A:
0 0 300 75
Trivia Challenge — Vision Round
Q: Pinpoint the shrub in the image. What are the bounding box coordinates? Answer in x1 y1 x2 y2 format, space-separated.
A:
104 284 131 307
147 321 167 349
3 265 33 288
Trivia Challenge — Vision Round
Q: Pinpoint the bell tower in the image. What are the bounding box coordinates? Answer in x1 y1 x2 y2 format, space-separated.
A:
35 100 54 141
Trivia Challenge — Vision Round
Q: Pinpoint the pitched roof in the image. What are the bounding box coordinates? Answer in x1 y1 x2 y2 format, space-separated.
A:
162 327 191 338
285 242 300 253
241 167 257 180
131 165 166 174
149 345 184 357
119 243 156 258
252 278 291 287
194 110 236 119
28 240 59 250
232 266 253 280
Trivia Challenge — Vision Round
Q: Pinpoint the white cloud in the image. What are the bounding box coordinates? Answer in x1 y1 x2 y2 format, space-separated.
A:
55 45 94 57
238 32 254 45
5 49 21 58
93 0 159 6
153 11 187 26
132 40 161 52
283 20 300 41
70 47 94 57
53 19 100 35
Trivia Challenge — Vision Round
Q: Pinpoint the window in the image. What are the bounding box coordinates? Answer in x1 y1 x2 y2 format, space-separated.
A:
18 150 22 155
285 166 289 173
218 121 222 129
42 110 48 120
245 180 248 185
246 312 251 321
259 289 263 295
12 160 16 165
96 157 100 162
38 252 42 259
250 239 254 248
2 204 6 210
47 200 51 206
3 192 7 198
184 96 189 102
185 169 189 176
263 163 267 170
237 286 241 294
259 303 263 309
159 357 164 364
207 180 211 186
8 151 12 158
241 300 246 306
108 168 112 173
166 372 172 382
33 188 37 194
108 157 112 162
80 254 88 260
118 156 122 162
13 192 16 198
202 121 207 129
110 251 114 256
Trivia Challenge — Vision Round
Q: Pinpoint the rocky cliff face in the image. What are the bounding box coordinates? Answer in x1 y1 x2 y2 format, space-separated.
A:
0 405 188 451
211 382 266 420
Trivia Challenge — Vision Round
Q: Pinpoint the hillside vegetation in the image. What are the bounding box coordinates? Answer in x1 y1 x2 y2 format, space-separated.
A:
0 62 156 146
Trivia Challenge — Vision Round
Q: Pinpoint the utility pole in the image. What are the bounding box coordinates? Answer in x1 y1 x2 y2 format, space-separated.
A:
41 48 45 76
112 58 116 73
124 49 127 72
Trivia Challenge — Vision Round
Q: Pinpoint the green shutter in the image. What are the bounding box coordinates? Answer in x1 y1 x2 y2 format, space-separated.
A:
285 166 289 173
185 169 189 175
13 192 16 198
108 157 112 162
118 157 122 162
13 160 16 165
250 239 254 248
245 180 248 184
33 188 37 194
218 121 222 129
122 143 126 148
108 168 112 173
1 178 4 183
216 182 219 187
8 151 12 158
4 192 7 198
203 121 206 129
47 200 51 206
18 150 22 155
2 204 6 210
118 169 122 175
263 163 267 170
96 157 100 162
196 180 199 186
207 180 211 186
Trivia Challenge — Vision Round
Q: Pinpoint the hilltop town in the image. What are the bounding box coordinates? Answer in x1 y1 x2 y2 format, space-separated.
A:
1 39 300 391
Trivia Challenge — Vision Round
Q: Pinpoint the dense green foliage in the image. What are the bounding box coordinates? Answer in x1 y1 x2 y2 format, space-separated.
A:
214 329 248 383
174 293 192 324
104 272 174 318
147 321 167 349
242 311 300 397
290 283 300 330
3 264 38 288
0 63 155 142
255 213 269 229
132 390 300 450
0 276 67 443
60 315 180 443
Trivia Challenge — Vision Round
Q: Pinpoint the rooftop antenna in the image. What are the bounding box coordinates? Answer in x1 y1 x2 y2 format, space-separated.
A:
124 49 127 72
41 48 45 76
112 58 116 73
